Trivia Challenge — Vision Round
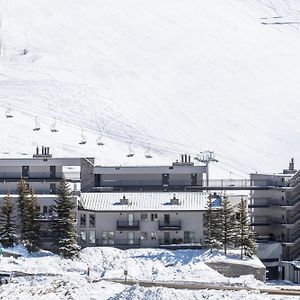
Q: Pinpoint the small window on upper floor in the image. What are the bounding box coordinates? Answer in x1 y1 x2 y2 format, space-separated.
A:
141 213 148 222
43 206 48 214
89 214 96 228
80 214 86 228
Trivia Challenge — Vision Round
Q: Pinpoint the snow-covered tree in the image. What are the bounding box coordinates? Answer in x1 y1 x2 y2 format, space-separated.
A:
22 189 41 253
204 194 222 251
0 193 17 247
17 177 29 241
236 197 256 259
52 178 80 258
220 194 235 255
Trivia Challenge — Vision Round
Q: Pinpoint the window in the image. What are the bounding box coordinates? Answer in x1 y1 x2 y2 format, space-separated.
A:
151 213 158 221
94 174 101 187
151 232 158 240
49 206 53 215
89 230 96 244
102 231 114 245
128 232 134 244
141 213 148 222
43 206 48 214
141 232 148 240
89 214 96 228
80 231 87 243
184 231 195 243
22 166 29 178
80 214 86 227
50 183 56 194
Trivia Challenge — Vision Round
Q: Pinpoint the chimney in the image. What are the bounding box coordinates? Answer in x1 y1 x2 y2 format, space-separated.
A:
188 155 191 163
181 154 184 163
36 147 39 155
289 158 295 171
42 146 44 155
184 154 187 163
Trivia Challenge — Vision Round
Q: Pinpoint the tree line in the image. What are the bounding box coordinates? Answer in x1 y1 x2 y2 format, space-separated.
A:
0 177 80 258
204 194 256 259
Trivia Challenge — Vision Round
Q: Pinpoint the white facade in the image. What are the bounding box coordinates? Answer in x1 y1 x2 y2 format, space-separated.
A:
77 192 208 248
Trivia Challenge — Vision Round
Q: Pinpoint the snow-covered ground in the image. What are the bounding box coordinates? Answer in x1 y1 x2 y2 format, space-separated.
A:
0 0 300 178
0 247 298 299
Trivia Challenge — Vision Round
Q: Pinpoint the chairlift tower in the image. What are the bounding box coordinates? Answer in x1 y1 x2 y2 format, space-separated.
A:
194 151 218 187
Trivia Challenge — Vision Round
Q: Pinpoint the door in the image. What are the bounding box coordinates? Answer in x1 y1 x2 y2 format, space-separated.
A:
128 214 134 226
164 214 170 225
50 166 56 178
128 232 134 244
191 173 197 186
22 166 29 178
164 232 170 245
162 174 169 186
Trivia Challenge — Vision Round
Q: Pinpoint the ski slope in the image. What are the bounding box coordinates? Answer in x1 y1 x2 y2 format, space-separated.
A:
0 0 300 178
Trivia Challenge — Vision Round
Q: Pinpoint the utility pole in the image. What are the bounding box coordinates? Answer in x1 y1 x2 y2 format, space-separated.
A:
195 151 218 187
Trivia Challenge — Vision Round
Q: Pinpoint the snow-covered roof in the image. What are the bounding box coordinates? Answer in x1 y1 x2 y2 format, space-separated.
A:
79 192 209 212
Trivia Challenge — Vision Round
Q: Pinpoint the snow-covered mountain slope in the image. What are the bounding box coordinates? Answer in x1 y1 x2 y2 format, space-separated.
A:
0 0 300 178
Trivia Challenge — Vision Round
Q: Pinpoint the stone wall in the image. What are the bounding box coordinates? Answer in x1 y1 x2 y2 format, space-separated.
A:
80 158 95 192
206 261 266 282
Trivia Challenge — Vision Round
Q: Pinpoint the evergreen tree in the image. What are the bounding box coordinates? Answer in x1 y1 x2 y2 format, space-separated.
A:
0 193 17 247
22 189 41 253
17 177 29 241
220 194 235 255
204 194 222 252
236 197 256 258
52 177 80 258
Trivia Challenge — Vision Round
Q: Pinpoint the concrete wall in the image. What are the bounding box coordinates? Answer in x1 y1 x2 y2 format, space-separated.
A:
80 158 95 192
207 261 266 282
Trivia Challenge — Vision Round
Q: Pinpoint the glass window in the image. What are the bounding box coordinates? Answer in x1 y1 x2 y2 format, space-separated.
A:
80 214 86 227
89 214 96 228
141 232 148 240
49 206 53 215
141 213 148 222
43 206 48 214
128 232 134 244
151 213 158 221
103 231 114 245
89 230 96 244
80 230 87 243
151 232 158 240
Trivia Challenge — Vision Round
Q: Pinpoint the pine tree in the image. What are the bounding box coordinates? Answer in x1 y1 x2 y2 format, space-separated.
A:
204 194 222 252
0 193 17 247
236 197 256 259
22 189 41 253
52 178 80 258
220 194 235 255
17 177 29 241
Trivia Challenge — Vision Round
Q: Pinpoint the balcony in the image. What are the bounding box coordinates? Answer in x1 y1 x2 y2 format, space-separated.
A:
116 220 140 231
159 220 181 230
251 217 270 226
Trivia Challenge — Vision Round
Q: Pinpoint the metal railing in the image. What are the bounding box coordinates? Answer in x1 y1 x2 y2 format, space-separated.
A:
98 239 140 246
116 221 140 230
158 220 181 230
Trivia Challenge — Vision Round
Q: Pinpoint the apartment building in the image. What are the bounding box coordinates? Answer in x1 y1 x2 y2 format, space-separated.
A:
77 192 208 248
250 159 300 279
0 146 81 248
81 154 207 193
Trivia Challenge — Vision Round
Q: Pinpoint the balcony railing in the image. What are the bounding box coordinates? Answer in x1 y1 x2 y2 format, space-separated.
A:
116 221 140 230
158 220 181 230
98 239 140 246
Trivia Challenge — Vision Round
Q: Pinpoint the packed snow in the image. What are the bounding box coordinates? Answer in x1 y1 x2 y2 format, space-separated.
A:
0 246 297 299
0 0 300 178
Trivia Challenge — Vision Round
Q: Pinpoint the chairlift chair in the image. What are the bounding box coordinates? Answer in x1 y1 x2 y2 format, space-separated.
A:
79 130 87 145
96 135 104 146
5 106 13 118
50 119 58 133
145 143 153 159
126 142 134 157
33 116 41 131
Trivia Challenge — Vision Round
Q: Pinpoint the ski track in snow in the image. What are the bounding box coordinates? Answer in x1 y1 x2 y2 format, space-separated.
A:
0 0 300 176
